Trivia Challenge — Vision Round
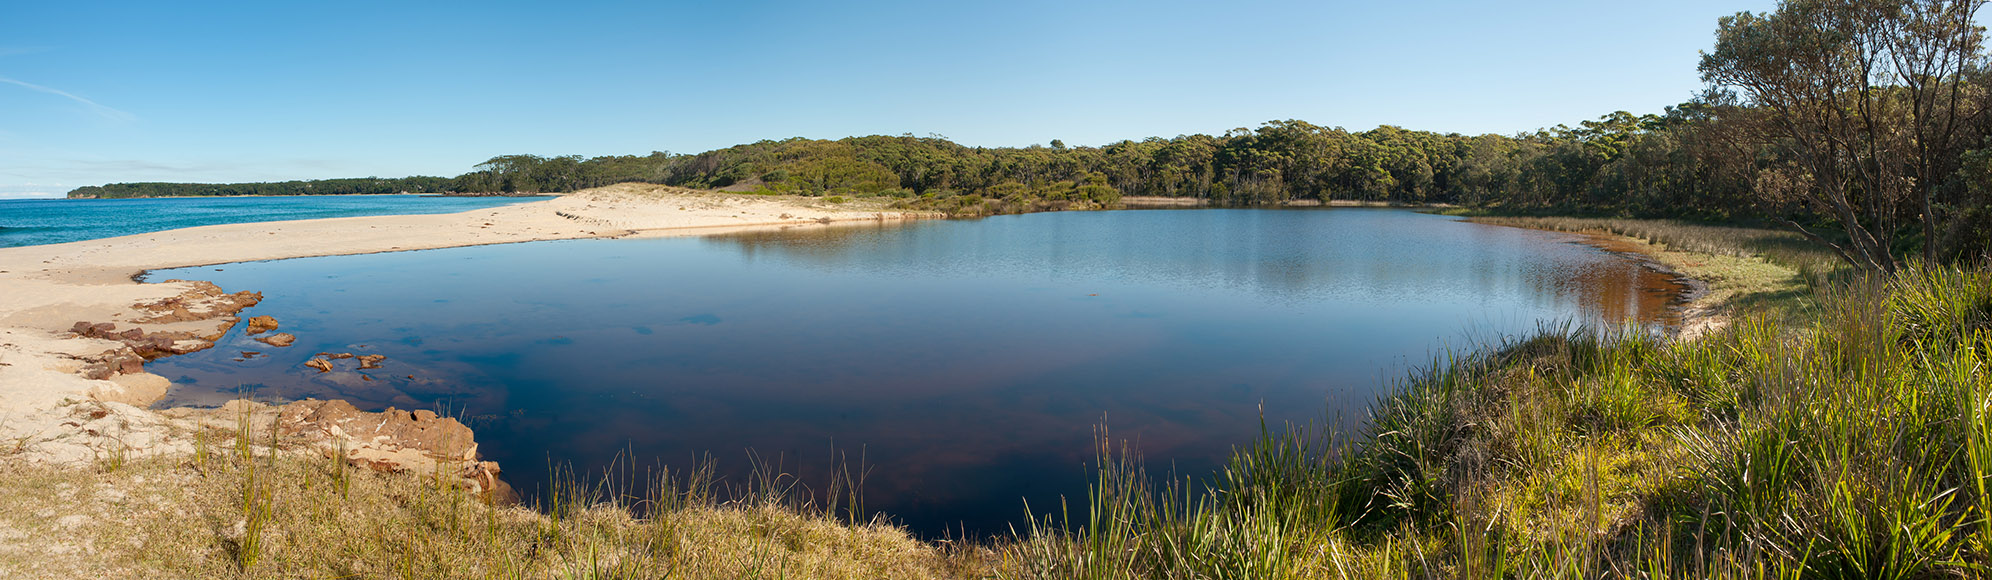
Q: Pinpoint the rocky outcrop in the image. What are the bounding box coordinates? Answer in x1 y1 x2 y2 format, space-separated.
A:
69 321 213 361
255 333 295 347
272 399 515 504
67 322 220 384
130 280 262 328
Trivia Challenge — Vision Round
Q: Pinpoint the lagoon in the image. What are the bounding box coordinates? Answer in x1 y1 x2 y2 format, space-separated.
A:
143 208 1685 536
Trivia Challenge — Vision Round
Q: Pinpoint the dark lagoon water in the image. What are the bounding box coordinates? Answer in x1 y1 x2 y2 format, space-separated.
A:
142 208 1685 536
0 195 548 248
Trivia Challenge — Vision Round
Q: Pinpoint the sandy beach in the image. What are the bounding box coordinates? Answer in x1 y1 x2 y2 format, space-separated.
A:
0 184 935 466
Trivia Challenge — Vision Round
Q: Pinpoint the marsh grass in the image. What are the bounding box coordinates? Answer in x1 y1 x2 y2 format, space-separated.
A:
993 264 1992 578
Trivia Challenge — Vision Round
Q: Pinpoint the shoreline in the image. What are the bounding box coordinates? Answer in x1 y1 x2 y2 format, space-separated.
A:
1462 218 1780 341
1 197 1730 498
0 184 938 473
1561 231 1720 337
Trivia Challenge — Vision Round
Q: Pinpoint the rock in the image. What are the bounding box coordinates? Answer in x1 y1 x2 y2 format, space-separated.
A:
118 328 144 341
131 281 263 324
317 352 354 360
304 358 333 373
78 363 113 381
95 373 171 407
356 354 386 369
167 339 212 354
255 333 295 347
274 399 515 504
115 354 144 375
245 316 279 335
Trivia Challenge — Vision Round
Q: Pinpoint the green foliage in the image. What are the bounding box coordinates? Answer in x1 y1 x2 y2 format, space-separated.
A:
1003 264 1992 578
59 114 1758 224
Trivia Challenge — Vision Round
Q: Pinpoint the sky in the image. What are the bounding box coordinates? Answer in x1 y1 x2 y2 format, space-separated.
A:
0 0 1777 199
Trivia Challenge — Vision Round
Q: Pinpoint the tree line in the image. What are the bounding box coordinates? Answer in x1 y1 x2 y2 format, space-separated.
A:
67 0 1992 270
69 176 455 198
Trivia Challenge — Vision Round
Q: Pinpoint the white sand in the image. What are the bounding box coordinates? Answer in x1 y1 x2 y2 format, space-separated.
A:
0 184 935 463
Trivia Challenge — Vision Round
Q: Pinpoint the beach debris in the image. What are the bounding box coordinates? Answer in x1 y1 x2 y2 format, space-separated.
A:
245 315 280 335
304 358 333 373
255 333 296 347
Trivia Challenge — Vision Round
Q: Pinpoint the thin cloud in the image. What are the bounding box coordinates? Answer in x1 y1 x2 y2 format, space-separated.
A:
0 77 134 122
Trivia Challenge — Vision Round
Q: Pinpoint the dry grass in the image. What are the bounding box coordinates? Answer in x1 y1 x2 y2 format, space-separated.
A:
0 426 981 579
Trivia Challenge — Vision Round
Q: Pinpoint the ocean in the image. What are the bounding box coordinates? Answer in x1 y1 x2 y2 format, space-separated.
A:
0 195 549 248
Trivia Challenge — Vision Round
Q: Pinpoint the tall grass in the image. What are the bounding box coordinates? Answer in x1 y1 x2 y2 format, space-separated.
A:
998 264 1992 578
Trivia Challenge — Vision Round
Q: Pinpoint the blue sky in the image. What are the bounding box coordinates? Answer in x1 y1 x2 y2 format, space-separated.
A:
0 0 1774 198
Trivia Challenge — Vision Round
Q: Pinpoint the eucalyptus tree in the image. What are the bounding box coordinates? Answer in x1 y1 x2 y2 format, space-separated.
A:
1701 0 1987 273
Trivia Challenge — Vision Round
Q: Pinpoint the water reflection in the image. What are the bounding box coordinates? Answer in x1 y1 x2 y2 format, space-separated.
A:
708 210 1687 328
145 209 1689 536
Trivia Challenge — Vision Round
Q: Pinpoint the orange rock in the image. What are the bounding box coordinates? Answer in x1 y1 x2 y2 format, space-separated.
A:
245 315 280 335
273 399 513 504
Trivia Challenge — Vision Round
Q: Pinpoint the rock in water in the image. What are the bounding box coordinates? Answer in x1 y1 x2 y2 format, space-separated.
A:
255 333 295 347
245 315 280 335
356 354 386 369
304 358 333 373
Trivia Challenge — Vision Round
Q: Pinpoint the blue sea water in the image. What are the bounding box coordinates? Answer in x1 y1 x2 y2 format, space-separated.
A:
0 195 550 248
